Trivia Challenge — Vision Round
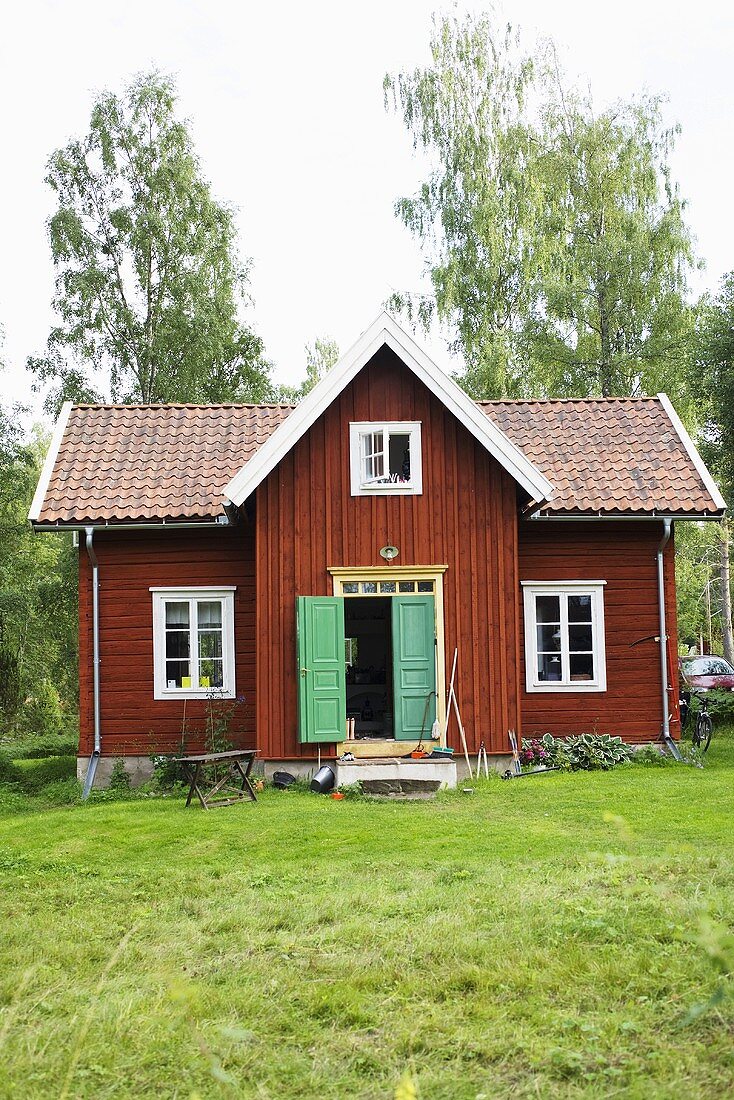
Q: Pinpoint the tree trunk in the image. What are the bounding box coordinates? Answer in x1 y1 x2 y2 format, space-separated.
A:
719 517 734 664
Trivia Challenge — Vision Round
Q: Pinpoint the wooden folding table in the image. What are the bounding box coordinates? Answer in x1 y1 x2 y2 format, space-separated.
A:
173 749 258 809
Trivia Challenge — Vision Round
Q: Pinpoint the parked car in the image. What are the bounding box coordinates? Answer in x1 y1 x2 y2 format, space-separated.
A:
679 654 734 692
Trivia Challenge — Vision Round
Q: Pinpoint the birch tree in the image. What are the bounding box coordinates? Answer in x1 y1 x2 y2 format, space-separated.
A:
385 12 695 400
29 73 272 412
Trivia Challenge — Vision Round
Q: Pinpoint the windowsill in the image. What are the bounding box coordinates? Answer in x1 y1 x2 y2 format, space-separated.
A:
526 683 605 693
352 485 422 497
155 689 236 701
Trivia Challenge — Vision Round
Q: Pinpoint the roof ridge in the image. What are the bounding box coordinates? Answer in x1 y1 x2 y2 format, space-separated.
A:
72 402 298 410
478 396 661 405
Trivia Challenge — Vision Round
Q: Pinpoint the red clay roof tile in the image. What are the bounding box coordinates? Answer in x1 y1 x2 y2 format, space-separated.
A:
481 397 720 516
35 397 722 524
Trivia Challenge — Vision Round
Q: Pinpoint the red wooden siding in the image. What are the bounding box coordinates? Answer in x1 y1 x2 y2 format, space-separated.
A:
78 527 256 757
255 346 522 759
518 521 679 742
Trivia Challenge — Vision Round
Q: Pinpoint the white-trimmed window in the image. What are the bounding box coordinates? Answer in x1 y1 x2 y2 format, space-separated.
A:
349 422 422 495
151 587 236 699
521 581 607 693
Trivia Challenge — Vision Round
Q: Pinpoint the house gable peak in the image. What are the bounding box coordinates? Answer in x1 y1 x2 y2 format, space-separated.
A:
222 311 554 508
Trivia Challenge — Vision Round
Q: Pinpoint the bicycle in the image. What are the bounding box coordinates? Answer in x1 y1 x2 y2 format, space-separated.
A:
680 689 713 753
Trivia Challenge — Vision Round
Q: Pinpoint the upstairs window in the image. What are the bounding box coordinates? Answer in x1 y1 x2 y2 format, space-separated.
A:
349 422 422 496
521 581 607 693
151 587 236 699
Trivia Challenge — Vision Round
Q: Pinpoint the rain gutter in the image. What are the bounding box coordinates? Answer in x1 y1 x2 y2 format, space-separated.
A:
656 518 681 760
82 527 102 799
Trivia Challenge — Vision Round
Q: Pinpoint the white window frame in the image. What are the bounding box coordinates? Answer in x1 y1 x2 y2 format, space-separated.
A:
349 422 423 496
521 580 607 693
150 586 236 700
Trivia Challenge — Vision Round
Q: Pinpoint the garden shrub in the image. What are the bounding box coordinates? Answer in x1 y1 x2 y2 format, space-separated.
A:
150 754 187 789
108 758 131 791
521 733 631 771
564 733 632 770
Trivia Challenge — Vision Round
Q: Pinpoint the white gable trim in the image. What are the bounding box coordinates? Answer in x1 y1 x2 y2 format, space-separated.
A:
656 393 726 513
28 401 73 522
223 312 554 507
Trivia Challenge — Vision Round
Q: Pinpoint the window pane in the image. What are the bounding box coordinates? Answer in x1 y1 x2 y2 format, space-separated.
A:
165 601 189 627
535 595 560 623
380 581 396 593
570 653 594 681
568 624 593 652
398 581 415 593
198 630 223 659
362 581 377 594
166 659 190 688
417 581 434 593
199 658 224 688
537 625 561 652
568 594 592 622
537 654 562 681
166 630 190 659
343 582 359 593
362 432 384 482
197 601 222 628
388 432 411 481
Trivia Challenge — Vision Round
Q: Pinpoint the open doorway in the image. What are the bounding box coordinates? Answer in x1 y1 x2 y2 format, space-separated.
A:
345 597 393 738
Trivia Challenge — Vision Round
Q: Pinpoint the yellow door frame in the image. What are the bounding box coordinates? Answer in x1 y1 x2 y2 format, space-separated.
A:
328 565 448 753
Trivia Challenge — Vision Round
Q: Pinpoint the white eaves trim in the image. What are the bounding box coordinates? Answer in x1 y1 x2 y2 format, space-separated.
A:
657 393 727 513
223 311 554 508
28 401 73 523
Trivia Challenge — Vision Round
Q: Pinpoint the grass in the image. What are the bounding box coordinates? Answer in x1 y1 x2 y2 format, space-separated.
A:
0 737 733 1098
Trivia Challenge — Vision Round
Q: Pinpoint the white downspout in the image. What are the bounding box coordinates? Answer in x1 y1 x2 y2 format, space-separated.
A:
82 527 102 798
656 518 681 759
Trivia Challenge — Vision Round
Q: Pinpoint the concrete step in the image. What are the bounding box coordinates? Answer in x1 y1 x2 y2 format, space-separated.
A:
335 756 457 795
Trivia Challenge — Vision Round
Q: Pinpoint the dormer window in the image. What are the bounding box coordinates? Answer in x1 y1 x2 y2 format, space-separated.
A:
349 422 423 496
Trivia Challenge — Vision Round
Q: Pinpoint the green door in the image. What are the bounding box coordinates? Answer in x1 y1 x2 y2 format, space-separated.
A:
392 595 436 740
297 596 346 743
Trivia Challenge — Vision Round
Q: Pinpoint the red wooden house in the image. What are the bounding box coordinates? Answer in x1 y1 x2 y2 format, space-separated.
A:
29 313 725 787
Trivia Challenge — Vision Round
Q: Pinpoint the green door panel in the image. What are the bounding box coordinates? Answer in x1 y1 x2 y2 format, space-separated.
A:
297 596 346 743
392 595 436 740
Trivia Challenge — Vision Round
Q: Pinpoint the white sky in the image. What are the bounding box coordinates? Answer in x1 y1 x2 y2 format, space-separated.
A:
1 0 732 424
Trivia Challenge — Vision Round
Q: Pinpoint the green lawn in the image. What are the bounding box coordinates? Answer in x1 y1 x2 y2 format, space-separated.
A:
1 738 733 1099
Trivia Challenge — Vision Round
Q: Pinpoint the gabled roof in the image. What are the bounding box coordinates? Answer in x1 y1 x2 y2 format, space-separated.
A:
484 396 726 517
222 312 554 508
29 403 293 524
29 315 725 526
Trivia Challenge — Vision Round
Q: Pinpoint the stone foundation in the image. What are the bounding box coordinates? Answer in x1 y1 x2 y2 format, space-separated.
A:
76 755 155 788
76 752 514 789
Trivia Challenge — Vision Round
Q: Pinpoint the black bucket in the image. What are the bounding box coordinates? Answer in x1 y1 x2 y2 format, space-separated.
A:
310 765 335 794
272 770 297 789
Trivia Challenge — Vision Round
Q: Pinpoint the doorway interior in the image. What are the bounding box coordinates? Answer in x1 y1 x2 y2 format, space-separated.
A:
345 597 393 738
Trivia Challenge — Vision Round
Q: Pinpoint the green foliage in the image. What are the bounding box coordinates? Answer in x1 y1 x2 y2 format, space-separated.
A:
564 734 633 770
23 678 64 737
149 754 186 789
2 733 78 759
630 744 672 767
108 758 131 792
0 750 23 785
0 409 78 741
688 688 734 722
525 732 632 771
277 336 339 401
385 12 695 400
28 71 273 412
694 273 734 497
